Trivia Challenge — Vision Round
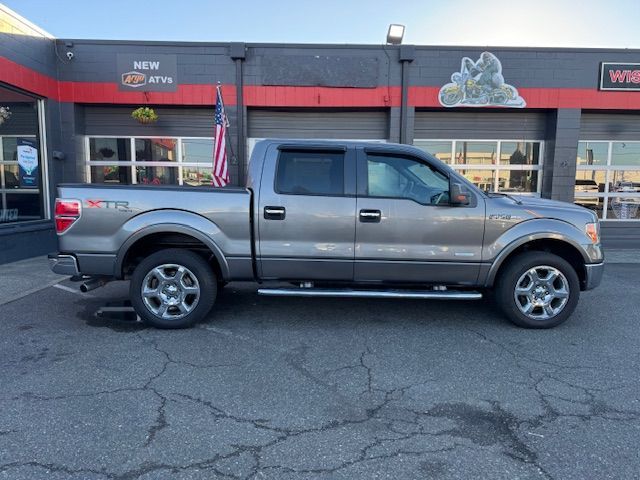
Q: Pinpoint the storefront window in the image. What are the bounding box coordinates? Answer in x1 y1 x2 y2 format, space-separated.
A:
575 141 640 220
413 140 453 164
135 138 177 162
459 169 495 192
611 142 640 166
182 139 214 163
89 138 131 161
183 167 213 186
577 141 608 166
455 141 497 165
414 139 543 195
0 85 46 224
86 137 215 186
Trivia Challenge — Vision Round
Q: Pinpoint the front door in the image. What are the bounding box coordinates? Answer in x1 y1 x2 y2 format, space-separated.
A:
354 147 486 285
258 144 357 281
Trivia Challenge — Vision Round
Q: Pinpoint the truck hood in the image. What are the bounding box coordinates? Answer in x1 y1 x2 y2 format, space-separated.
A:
486 195 598 225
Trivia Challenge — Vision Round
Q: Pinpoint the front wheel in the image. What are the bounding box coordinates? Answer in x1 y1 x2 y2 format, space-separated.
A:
495 252 580 328
130 248 217 329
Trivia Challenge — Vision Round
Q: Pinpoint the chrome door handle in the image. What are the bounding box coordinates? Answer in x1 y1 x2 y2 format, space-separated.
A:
264 206 286 220
359 209 381 223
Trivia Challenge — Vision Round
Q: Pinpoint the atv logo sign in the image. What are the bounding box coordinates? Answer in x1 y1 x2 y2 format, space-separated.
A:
439 52 526 108
117 54 177 92
121 71 147 88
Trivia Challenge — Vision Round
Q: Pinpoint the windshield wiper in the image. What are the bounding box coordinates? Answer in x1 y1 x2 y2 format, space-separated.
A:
485 190 523 205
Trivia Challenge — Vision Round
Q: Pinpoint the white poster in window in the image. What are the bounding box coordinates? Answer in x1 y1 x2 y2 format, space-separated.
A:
17 138 39 188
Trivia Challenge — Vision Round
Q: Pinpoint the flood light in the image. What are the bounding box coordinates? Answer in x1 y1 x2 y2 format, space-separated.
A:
386 24 405 45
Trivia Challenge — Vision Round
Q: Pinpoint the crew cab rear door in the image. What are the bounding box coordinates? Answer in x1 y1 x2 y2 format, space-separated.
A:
257 144 357 281
354 146 486 285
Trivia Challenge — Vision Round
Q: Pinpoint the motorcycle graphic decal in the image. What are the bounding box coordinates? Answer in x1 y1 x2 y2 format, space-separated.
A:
439 52 526 108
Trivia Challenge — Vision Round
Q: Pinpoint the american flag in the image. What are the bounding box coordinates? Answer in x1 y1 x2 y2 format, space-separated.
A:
212 86 229 187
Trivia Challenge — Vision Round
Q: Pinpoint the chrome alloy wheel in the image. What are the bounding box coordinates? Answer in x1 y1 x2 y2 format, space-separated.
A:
141 264 200 320
513 265 569 320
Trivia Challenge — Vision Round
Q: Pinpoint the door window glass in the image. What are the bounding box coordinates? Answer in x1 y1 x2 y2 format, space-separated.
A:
275 150 344 195
366 154 449 204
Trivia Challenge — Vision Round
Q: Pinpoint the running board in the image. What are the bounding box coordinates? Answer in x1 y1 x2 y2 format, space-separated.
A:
257 288 482 300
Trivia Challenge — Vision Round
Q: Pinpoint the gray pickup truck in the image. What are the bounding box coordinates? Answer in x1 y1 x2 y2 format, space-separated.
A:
49 140 603 329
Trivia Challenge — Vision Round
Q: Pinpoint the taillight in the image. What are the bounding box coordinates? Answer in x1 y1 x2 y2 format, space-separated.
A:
55 199 81 234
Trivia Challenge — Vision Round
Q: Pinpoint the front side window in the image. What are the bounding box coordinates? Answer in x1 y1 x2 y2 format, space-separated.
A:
366 154 449 205
275 150 344 195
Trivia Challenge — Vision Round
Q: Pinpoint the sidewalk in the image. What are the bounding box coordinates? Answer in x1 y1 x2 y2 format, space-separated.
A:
0 249 638 306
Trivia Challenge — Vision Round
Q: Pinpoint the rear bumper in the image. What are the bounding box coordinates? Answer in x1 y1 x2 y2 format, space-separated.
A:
583 262 604 290
48 253 80 276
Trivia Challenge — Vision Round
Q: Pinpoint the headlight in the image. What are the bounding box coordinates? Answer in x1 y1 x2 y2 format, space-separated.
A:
585 222 599 244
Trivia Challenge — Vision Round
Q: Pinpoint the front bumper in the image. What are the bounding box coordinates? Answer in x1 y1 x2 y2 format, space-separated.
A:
48 253 80 276
583 262 604 290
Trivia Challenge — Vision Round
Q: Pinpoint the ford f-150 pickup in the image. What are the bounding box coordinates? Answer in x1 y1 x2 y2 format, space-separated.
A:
49 140 604 329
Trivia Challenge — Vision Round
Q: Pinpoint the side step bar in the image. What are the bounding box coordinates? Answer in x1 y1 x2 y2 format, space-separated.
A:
257 288 482 300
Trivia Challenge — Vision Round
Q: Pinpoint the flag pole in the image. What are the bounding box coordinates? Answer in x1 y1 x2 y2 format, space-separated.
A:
216 82 236 176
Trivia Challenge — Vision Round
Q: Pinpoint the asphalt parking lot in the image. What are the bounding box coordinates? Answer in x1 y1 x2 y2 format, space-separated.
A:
1 263 639 479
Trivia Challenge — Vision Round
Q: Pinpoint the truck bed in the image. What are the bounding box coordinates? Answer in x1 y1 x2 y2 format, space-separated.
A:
56 183 253 278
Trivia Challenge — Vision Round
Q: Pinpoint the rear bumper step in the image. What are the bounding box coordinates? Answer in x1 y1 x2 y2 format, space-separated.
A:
257 288 482 300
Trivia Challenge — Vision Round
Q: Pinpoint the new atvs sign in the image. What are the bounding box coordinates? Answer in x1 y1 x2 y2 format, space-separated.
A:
439 52 526 108
117 54 177 92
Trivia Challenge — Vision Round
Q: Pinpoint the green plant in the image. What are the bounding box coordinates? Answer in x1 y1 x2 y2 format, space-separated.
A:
131 107 158 124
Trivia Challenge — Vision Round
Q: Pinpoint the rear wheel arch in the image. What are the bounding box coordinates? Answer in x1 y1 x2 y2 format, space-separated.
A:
117 226 228 282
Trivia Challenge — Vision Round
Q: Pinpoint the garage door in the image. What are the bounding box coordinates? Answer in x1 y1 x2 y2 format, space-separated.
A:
414 110 547 140
247 109 388 155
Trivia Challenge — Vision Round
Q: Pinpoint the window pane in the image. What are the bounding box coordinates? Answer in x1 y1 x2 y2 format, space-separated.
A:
455 142 497 165
574 170 605 213
575 170 607 193
275 150 344 195
459 169 495 191
136 166 179 185
183 167 213 186
611 170 640 193
135 138 177 162
498 170 538 193
367 155 449 204
500 142 540 166
577 141 608 166
3 164 20 188
611 142 640 166
182 139 214 164
90 165 132 184
5 193 42 221
413 141 453 164
89 138 131 161
607 197 640 220
2 137 18 161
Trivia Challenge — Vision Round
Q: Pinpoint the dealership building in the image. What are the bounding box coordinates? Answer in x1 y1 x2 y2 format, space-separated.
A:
1 5 640 263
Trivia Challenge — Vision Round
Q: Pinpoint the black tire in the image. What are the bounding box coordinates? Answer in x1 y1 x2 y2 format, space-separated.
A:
130 248 217 329
495 251 580 329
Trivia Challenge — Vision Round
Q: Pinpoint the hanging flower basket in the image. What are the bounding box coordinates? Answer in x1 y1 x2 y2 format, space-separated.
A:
0 106 11 126
131 107 158 124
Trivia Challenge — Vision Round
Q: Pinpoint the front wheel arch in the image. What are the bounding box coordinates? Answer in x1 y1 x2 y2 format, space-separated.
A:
487 238 587 290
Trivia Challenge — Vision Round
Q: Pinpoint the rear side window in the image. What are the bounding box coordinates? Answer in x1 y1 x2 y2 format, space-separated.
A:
275 150 345 195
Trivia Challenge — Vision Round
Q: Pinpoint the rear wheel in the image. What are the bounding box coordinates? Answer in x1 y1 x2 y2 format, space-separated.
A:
130 248 217 329
495 252 580 328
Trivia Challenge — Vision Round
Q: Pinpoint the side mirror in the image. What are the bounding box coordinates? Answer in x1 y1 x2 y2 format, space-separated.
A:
450 181 470 206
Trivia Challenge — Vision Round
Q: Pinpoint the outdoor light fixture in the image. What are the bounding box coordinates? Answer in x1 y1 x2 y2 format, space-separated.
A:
386 24 405 45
